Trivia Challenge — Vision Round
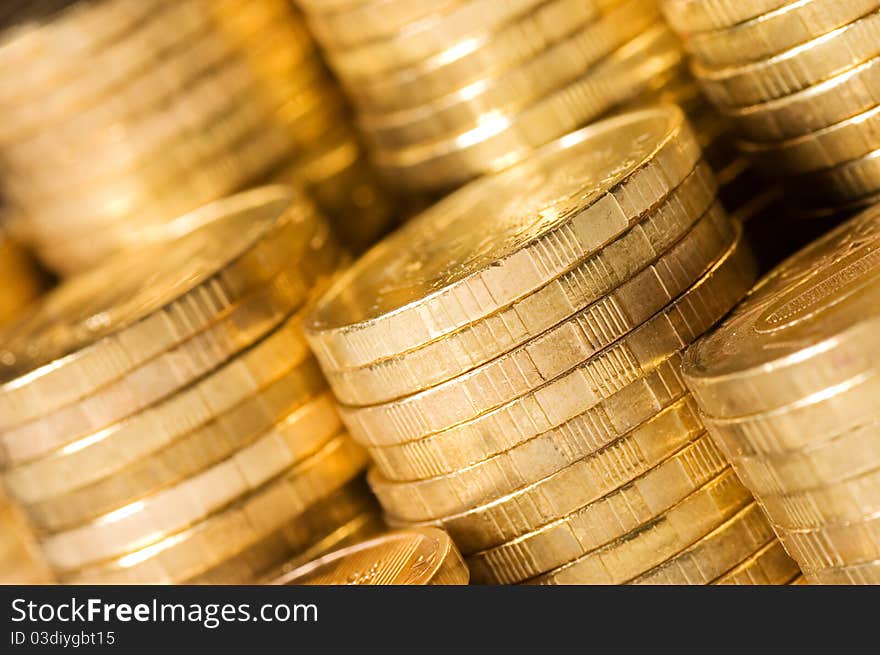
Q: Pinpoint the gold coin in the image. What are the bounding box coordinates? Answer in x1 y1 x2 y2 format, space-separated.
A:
333 169 719 407
63 455 371 584
371 25 685 191
305 105 700 370
704 371 880 459
682 205 880 417
759 462 880 529
272 527 469 585
358 0 658 150
328 0 545 78
723 54 880 142
0 186 329 439
344 223 752 447
466 434 728 584
661 0 792 34
348 0 606 112
370 395 706 523
793 146 880 204
44 433 367 573
0 267 332 464
790 575 810 584
526 469 752 584
694 10 880 108
776 512 880 573
685 0 880 68
714 540 802 585
728 419 880 497
629 503 775 584
740 102 880 176
806 558 880 584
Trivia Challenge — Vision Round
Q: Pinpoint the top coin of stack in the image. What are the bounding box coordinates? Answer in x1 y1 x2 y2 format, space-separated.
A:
305 107 801 585
683 203 880 584
296 0 703 192
0 0 393 274
0 186 382 584
662 0 880 215
271 527 469 585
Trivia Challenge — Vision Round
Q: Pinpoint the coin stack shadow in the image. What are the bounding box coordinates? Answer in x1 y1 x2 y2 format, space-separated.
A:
270 527 470 585
0 226 46 327
295 0 755 210
683 205 880 585
303 107 802 585
0 0 394 275
662 0 880 222
0 489 54 584
0 187 383 584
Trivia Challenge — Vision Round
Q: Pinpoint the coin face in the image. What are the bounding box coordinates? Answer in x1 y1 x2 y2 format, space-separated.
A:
274 528 464 585
0 186 297 385
307 107 684 332
684 205 880 387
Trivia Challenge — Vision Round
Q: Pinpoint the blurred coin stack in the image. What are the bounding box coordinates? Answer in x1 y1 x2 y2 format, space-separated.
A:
270 528 469 585
663 0 880 218
0 0 394 275
0 187 382 584
683 205 880 585
0 490 54 584
305 107 801 585
0 226 45 326
295 0 756 206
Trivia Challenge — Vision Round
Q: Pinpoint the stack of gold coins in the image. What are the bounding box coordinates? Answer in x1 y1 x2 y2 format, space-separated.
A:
662 0 880 216
683 204 880 585
0 186 382 584
0 0 393 275
270 528 469 585
0 226 45 326
304 107 801 585
0 490 55 584
295 0 712 194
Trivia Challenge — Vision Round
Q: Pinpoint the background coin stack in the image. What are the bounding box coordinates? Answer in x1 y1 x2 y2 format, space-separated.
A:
271 528 469 585
304 107 802 585
0 489 54 584
0 225 46 327
0 186 382 584
0 0 394 275
683 205 880 585
662 0 880 220
295 0 761 208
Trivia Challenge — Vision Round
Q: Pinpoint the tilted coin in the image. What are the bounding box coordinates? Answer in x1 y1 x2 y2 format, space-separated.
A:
344 224 753 446
714 540 801 585
305 106 699 370
64 457 372 584
369 395 706 523
682 205 880 417
684 0 880 68
728 419 880 496
466 434 728 584
630 502 775 584
0 186 330 438
661 0 792 34
722 54 880 142
332 169 718 407
272 527 469 585
694 10 880 108
526 469 752 584
44 434 367 572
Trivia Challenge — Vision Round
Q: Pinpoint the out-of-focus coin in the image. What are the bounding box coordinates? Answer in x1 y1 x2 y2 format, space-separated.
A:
807 558 880 584
305 107 699 371
682 205 880 417
793 146 880 204
662 0 792 34
272 527 469 585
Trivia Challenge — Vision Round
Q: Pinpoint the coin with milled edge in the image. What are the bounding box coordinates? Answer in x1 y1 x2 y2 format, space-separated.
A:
662 0 792 34
714 540 801 585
